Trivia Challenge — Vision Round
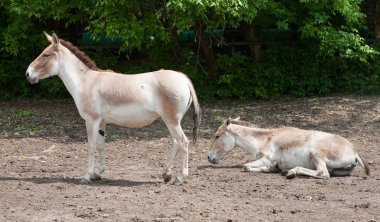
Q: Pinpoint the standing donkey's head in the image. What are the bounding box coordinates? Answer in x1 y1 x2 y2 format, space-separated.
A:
26 32 61 84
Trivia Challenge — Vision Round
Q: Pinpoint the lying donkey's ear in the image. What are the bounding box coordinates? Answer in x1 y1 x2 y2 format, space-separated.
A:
225 117 232 125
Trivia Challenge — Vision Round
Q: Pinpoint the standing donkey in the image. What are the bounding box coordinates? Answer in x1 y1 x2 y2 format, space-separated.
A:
208 118 370 179
26 32 201 184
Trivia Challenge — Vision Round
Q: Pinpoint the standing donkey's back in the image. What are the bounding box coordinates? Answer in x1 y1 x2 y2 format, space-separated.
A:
26 32 201 184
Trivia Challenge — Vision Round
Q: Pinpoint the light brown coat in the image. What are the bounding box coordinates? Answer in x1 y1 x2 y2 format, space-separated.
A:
208 118 369 179
26 32 201 184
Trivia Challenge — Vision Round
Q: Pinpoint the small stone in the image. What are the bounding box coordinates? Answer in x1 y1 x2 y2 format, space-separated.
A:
103 214 109 218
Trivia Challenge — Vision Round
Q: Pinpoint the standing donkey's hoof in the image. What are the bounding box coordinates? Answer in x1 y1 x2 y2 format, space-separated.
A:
80 178 92 184
162 173 172 183
172 176 184 186
91 173 102 180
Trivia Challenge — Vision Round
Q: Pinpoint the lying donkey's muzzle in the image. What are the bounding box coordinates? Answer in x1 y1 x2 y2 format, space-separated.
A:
208 154 219 164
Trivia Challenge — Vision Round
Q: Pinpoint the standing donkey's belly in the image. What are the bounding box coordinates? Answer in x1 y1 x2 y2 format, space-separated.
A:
103 103 160 128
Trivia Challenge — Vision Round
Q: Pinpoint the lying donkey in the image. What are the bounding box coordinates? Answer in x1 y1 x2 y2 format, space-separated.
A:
208 118 370 179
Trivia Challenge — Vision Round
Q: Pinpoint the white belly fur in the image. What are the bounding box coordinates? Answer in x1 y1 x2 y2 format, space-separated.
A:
275 147 315 170
102 104 160 128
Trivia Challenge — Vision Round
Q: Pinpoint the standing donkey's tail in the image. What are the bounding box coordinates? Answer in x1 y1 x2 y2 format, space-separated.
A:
356 154 370 176
186 76 202 144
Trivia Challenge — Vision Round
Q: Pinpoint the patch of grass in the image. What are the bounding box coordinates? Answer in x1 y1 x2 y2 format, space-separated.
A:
6 108 36 125
4 108 44 137
13 109 36 118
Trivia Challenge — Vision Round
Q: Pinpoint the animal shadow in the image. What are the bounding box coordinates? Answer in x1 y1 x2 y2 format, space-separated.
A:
0 176 157 187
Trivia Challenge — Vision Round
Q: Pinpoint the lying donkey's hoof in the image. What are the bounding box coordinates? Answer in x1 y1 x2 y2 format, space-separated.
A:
80 178 92 184
285 171 297 179
242 165 253 172
162 173 172 183
281 170 289 176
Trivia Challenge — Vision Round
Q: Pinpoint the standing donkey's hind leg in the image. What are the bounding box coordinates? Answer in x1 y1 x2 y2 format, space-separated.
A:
162 136 179 183
162 122 189 185
172 124 189 185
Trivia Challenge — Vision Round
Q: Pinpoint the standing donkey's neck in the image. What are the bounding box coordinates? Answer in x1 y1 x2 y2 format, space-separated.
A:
57 45 90 99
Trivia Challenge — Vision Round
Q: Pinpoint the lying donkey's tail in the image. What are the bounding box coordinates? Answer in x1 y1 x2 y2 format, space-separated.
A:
186 76 201 144
356 154 370 176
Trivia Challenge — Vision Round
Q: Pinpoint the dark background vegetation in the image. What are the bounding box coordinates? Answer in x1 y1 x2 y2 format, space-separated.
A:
1 0 380 100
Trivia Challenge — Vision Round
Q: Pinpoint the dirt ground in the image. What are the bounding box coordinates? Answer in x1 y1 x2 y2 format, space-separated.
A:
0 95 379 222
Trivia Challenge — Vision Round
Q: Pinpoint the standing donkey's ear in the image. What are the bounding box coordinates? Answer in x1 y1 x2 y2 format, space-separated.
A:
44 31 60 49
44 31 53 43
52 32 60 45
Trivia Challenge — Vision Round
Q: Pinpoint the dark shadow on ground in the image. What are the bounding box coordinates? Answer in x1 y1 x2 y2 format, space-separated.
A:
196 164 243 170
0 176 158 187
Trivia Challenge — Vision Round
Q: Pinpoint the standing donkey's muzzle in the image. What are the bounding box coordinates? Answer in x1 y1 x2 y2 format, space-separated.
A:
26 69 38 84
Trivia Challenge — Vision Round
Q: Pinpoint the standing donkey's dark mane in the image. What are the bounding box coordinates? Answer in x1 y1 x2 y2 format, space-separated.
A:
59 39 101 71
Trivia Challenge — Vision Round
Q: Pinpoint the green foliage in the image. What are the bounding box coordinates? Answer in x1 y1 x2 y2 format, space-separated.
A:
216 44 380 100
0 0 379 100
116 41 217 100
87 0 171 51
168 0 269 31
0 58 30 100
316 27 378 61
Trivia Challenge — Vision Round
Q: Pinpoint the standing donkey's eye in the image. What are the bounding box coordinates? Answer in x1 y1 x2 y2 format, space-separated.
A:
42 54 50 58
215 135 220 139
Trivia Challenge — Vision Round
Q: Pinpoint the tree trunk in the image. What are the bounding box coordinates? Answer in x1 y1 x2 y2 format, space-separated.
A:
195 23 218 78
375 0 380 38
243 24 261 61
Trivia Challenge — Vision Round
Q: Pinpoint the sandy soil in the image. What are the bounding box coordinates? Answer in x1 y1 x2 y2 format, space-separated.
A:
0 96 379 221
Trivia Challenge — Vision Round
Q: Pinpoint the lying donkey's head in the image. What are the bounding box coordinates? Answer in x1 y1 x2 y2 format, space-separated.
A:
208 118 238 164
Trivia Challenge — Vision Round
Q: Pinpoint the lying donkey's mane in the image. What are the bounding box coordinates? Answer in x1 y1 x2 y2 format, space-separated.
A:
230 119 258 128
60 39 101 71
230 119 274 137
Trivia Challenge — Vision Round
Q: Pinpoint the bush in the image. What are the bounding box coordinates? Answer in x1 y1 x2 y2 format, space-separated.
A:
1 39 380 101
215 43 380 100
0 58 30 100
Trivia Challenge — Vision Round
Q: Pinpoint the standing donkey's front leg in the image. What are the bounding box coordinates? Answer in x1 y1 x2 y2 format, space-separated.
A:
94 120 106 179
81 118 102 183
